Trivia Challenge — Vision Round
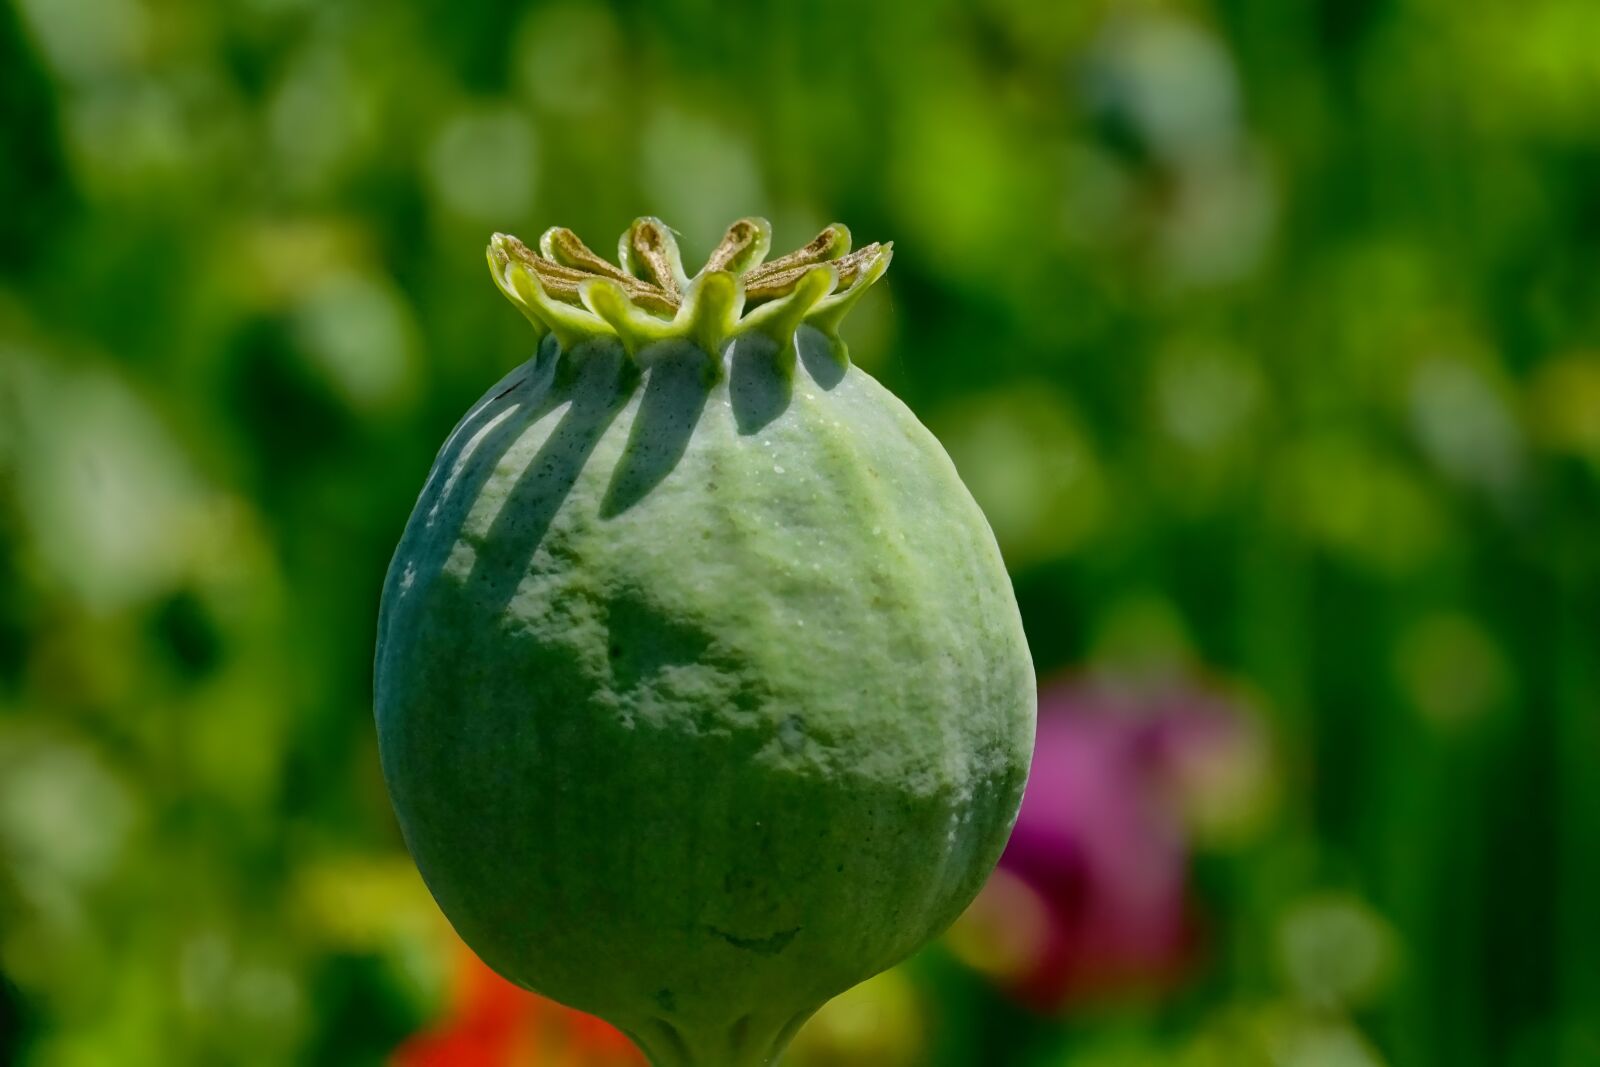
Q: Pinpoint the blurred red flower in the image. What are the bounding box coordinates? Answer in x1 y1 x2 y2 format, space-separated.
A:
392 945 644 1067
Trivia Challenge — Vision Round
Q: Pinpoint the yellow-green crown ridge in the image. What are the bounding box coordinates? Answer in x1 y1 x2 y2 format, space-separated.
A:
486 217 892 357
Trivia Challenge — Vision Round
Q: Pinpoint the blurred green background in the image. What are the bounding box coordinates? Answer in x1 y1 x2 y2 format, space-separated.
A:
3 0 1600 1064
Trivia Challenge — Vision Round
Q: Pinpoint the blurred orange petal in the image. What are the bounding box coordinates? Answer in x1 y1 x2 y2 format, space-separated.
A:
393 943 644 1067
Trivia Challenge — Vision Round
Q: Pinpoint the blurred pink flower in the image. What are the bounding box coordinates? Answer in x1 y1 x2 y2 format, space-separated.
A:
952 677 1268 1012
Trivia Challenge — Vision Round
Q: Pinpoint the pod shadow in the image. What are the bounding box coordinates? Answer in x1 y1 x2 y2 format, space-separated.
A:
377 338 559 666
728 333 792 437
468 344 635 618
795 325 846 391
601 341 715 518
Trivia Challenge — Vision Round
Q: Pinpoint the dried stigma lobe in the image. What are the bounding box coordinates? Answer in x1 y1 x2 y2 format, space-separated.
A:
486 217 892 356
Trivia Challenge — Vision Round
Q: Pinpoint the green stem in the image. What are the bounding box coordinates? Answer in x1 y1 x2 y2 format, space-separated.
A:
623 1008 817 1067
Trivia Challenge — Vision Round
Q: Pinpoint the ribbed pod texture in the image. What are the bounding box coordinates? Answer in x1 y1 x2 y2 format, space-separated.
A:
375 326 1034 1066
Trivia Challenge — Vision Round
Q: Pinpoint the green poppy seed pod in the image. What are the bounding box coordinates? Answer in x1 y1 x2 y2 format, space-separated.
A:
374 218 1036 1067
